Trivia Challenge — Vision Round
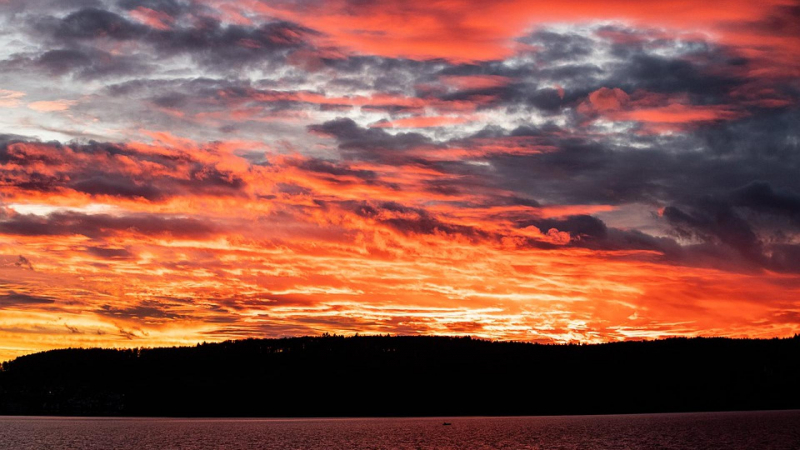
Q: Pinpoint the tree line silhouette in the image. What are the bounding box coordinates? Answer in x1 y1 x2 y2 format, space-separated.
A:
1 335 799 417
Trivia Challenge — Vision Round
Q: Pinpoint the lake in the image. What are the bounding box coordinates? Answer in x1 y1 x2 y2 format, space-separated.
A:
1 410 799 449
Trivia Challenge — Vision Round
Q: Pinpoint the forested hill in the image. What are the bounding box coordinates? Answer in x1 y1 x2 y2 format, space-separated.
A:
2 335 799 417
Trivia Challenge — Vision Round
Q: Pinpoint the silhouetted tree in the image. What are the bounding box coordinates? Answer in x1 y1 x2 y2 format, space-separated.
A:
1 335 798 417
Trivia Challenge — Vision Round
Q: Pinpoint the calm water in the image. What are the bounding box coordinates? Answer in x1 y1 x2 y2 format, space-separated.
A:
1 411 799 449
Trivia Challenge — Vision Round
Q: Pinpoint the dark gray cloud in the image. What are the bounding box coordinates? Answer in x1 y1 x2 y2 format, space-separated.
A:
289 158 379 183
308 103 800 273
0 47 150 80
731 182 800 221
662 180 800 273
0 0 102 16
86 246 134 259
663 204 761 259
70 176 164 200
609 52 740 99
14 255 34 270
521 215 608 241
519 30 595 63
309 118 433 161
0 2 318 80
42 7 314 69
346 201 491 242
0 291 56 307
116 0 188 17
487 107 800 205
428 26 776 117
0 211 218 239
0 137 247 200
310 104 800 212
98 300 187 320
46 7 145 40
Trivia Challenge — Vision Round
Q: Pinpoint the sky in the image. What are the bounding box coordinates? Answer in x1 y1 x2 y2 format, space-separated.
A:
0 0 799 361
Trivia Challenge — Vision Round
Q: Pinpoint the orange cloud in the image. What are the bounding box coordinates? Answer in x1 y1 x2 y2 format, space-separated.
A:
580 88 747 130
128 6 175 30
582 87 630 112
0 89 25 108
3 133 799 362
610 104 744 124
231 0 794 66
27 100 77 112
439 75 512 90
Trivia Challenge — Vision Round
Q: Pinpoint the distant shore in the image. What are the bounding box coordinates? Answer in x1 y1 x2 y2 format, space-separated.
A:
2 335 799 417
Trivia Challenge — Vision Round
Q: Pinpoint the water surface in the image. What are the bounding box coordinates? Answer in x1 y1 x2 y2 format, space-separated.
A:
2 410 799 449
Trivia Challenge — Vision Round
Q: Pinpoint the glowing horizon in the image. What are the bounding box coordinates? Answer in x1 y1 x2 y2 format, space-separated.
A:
1 0 799 361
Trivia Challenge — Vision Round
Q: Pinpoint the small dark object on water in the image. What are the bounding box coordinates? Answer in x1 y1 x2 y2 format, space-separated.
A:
442 422 452 426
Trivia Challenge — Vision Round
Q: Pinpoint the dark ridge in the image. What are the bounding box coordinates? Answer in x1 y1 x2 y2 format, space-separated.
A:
1 335 799 417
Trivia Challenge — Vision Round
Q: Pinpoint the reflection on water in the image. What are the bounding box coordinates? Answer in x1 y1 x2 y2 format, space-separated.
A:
1 410 799 449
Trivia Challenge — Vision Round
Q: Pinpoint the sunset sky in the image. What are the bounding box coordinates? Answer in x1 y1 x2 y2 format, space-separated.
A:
1 0 799 361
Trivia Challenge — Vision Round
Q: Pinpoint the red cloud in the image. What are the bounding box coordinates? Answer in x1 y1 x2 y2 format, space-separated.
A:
3 133 800 361
129 7 175 30
580 88 748 131
580 87 630 112
231 0 796 69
